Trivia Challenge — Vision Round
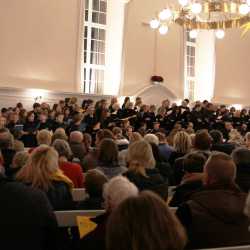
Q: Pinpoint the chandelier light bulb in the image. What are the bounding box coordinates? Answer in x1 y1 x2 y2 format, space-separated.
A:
215 29 225 39
179 0 189 7
189 30 198 39
150 19 160 29
191 3 202 14
159 8 172 20
239 3 250 15
159 25 169 35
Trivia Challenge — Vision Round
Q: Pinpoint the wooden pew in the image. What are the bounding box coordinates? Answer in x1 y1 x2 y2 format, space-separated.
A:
55 210 105 227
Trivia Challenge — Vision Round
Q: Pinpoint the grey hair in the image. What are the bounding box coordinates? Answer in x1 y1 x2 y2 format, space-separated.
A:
52 139 72 159
231 147 250 165
103 176 138 210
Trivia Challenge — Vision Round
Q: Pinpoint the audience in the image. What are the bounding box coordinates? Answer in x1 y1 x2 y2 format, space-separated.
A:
96 138 126 179
107 191 187 250
78 169 108 210
78 176 138 250
16 145 74 210
177 152 250 249
53 139 84 188
2 96 250 249
169 152 206 207
125 140 168 199
231 147 250 192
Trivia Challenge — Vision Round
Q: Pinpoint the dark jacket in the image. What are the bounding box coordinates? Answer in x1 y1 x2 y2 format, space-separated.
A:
211 143 236 155
236 163 250 193
46 180 74 210
1 148 16 176
169 180 203 207
96 164 127 180
177 184 250 249
70 142 87 169
0 175 59 250
124 168 168 200
78 213 109 250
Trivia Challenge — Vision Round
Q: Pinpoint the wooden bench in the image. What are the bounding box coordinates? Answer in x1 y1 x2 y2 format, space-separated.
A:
55 210 105 227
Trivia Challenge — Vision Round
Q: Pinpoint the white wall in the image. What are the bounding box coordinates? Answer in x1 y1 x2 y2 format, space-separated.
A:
120 0 184 99
0 0 81 92
213 29 250 105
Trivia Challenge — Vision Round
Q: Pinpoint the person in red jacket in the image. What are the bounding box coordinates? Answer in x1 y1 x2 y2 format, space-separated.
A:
53 139 84 188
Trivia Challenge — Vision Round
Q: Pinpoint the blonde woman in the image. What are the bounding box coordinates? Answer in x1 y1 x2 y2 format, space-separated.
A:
16 145 73 210
168 131 192 166
124 140 168 199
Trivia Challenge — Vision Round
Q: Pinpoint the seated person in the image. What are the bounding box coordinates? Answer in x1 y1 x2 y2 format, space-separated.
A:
107 191 187 250
0 129 16 175
77 169 108 210
124 140 168 200
96 138 127 179
16 145 74 210
51 128 68 143
38 112 52 130
210 129 235 155
53 139 84 188
78 176 138 250
69 131 86 169
0 174 58 250
169 152 206 207
177 152 250 249
231 147 250 192
8 151 29 179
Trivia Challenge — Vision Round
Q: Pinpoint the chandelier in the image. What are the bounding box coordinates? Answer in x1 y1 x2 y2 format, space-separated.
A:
149 0 250 39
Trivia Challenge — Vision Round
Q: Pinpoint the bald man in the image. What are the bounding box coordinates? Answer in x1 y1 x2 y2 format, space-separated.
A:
176 152 250 249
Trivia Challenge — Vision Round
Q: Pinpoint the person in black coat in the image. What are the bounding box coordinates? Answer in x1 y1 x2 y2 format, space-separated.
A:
77 169 108 210
232 147 250 193
124 140 168 200
0 174 59 250
169 152 206 207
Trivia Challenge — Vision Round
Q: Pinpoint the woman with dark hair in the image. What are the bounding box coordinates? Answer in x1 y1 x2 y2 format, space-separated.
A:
96 138 126 179
121 96 130 110
106 191 187 250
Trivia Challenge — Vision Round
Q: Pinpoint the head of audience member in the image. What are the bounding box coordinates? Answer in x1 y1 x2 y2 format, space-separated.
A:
95 129 113 147
53 139 73 162
0 116 7 129
194 130 212 151
85 169 108 198
173 131 192 154
245 132 250 147
203 152 236 187
106 191 187 250
36 129 52 146
183 152 207 174
103 176 138 212
210 130 224 144
228 129 244 146
69 131 83 144
144 134 159 146
0 130 14 150
155 132 167 145
126 140 155 176
112 127 124 140
13 140 25 152
52 128 68 143
98 139 119 167
16 145 72 191
231 147 250 167
12 151 29 171
83 133 92 152
128 132 142 144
